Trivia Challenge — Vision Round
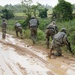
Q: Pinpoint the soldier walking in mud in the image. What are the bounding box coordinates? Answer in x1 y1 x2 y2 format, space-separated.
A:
48 28 74 58
1 18 7 39
29 16 39 44
46 21 58 49
14 21 23 39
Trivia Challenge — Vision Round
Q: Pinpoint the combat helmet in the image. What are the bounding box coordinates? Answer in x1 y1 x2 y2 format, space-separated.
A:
2 18 6 21
61 28 66 33
31 16 35 19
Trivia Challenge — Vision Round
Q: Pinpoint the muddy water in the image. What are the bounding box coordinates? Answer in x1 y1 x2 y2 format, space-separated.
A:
0 43 51 75
0 33 75 75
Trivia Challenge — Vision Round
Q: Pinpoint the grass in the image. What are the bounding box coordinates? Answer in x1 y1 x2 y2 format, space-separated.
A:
14 13 26 16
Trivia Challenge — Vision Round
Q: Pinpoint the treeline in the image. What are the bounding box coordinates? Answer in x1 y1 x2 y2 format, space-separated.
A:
0 4 52 13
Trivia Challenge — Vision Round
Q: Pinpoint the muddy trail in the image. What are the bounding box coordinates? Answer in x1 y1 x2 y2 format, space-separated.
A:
0 33 75 75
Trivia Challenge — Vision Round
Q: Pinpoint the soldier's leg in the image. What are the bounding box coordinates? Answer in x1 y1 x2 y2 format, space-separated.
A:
16 30 18 37
20 29 23 39
32 29 36 44
2 33 5 39
48 40 54 58
30 28 35 44
2 29 6 39
54 46 62 56
32 28 37 44
46 35 50 49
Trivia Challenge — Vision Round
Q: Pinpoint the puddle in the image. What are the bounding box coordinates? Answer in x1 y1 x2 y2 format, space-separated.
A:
66 69 75 75
0 42 49 75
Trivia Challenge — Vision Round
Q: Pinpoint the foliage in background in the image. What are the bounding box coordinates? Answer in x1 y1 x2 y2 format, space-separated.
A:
52 0 73 21
39 8 48 18
22 14 31 29
38 18 51 30
37 29 46 41
1 9 14 20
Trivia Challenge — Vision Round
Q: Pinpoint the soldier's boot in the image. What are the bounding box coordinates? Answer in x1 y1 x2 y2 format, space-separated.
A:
48 49 53 58
54 52 62 56
20 34 23 39
20 31 23 39
46 42 49 49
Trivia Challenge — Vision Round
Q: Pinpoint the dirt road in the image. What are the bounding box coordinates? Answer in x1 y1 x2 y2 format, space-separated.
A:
0 32 75 75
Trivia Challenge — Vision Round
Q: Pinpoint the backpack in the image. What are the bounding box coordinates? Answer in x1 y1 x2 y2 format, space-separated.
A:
54 32 65 44
46 25 54 29
29 19 38 27
15 23 21 27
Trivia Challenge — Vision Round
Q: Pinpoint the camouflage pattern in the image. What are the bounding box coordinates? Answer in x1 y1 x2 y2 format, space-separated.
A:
49 31 68 57
30 27 37 44
46 28 55 49
2 19 7 39
29 18 38 27
29 17 39 44
15 22 23 39
46 21 58 49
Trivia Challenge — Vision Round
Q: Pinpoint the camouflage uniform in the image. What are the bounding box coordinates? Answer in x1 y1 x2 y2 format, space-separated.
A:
46 21 58 49
15 22 23 39
49 28 68 57
2 19 7 39
29 17 39 44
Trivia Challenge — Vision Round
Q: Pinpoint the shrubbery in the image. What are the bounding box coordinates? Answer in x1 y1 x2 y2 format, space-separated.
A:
37 29 46 41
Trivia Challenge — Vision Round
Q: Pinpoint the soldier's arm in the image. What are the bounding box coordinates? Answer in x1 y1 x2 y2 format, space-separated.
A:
37 20 39 25
66 39 74 55
6 23 7 28
14 25 16 30
37 20 39 28
55 26 58 33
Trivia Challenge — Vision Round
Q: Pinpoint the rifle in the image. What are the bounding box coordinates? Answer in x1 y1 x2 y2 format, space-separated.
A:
67 40 74 55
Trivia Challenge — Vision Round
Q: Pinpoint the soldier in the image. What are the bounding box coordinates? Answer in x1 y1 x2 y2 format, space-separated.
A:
46 21 58 49
14 21 23 39
2 18 7 39
29 16 39 44
48 28 74 58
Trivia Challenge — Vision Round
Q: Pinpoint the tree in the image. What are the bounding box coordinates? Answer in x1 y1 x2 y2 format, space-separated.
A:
0 5 3 13
21 0 32 29
1 9 14 20
21 0 32 15
32 5 38 17
52 0 73 21
39 8 48 18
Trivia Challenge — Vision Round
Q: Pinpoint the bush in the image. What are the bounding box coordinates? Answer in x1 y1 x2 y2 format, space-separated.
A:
38 18 51 30
52 0 73 21
39 8 48 18
23 29 30 38
37 29 45 41
70 31 75 45
1 9 14 20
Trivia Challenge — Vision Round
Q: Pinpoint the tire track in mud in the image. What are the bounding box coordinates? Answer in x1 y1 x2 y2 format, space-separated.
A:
0 40 68 75
17 63 27 75
0 40 57 75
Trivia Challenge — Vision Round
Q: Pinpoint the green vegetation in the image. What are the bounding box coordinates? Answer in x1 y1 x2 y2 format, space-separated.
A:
39 8 48 18
1 9 14 20
52 0 73 21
